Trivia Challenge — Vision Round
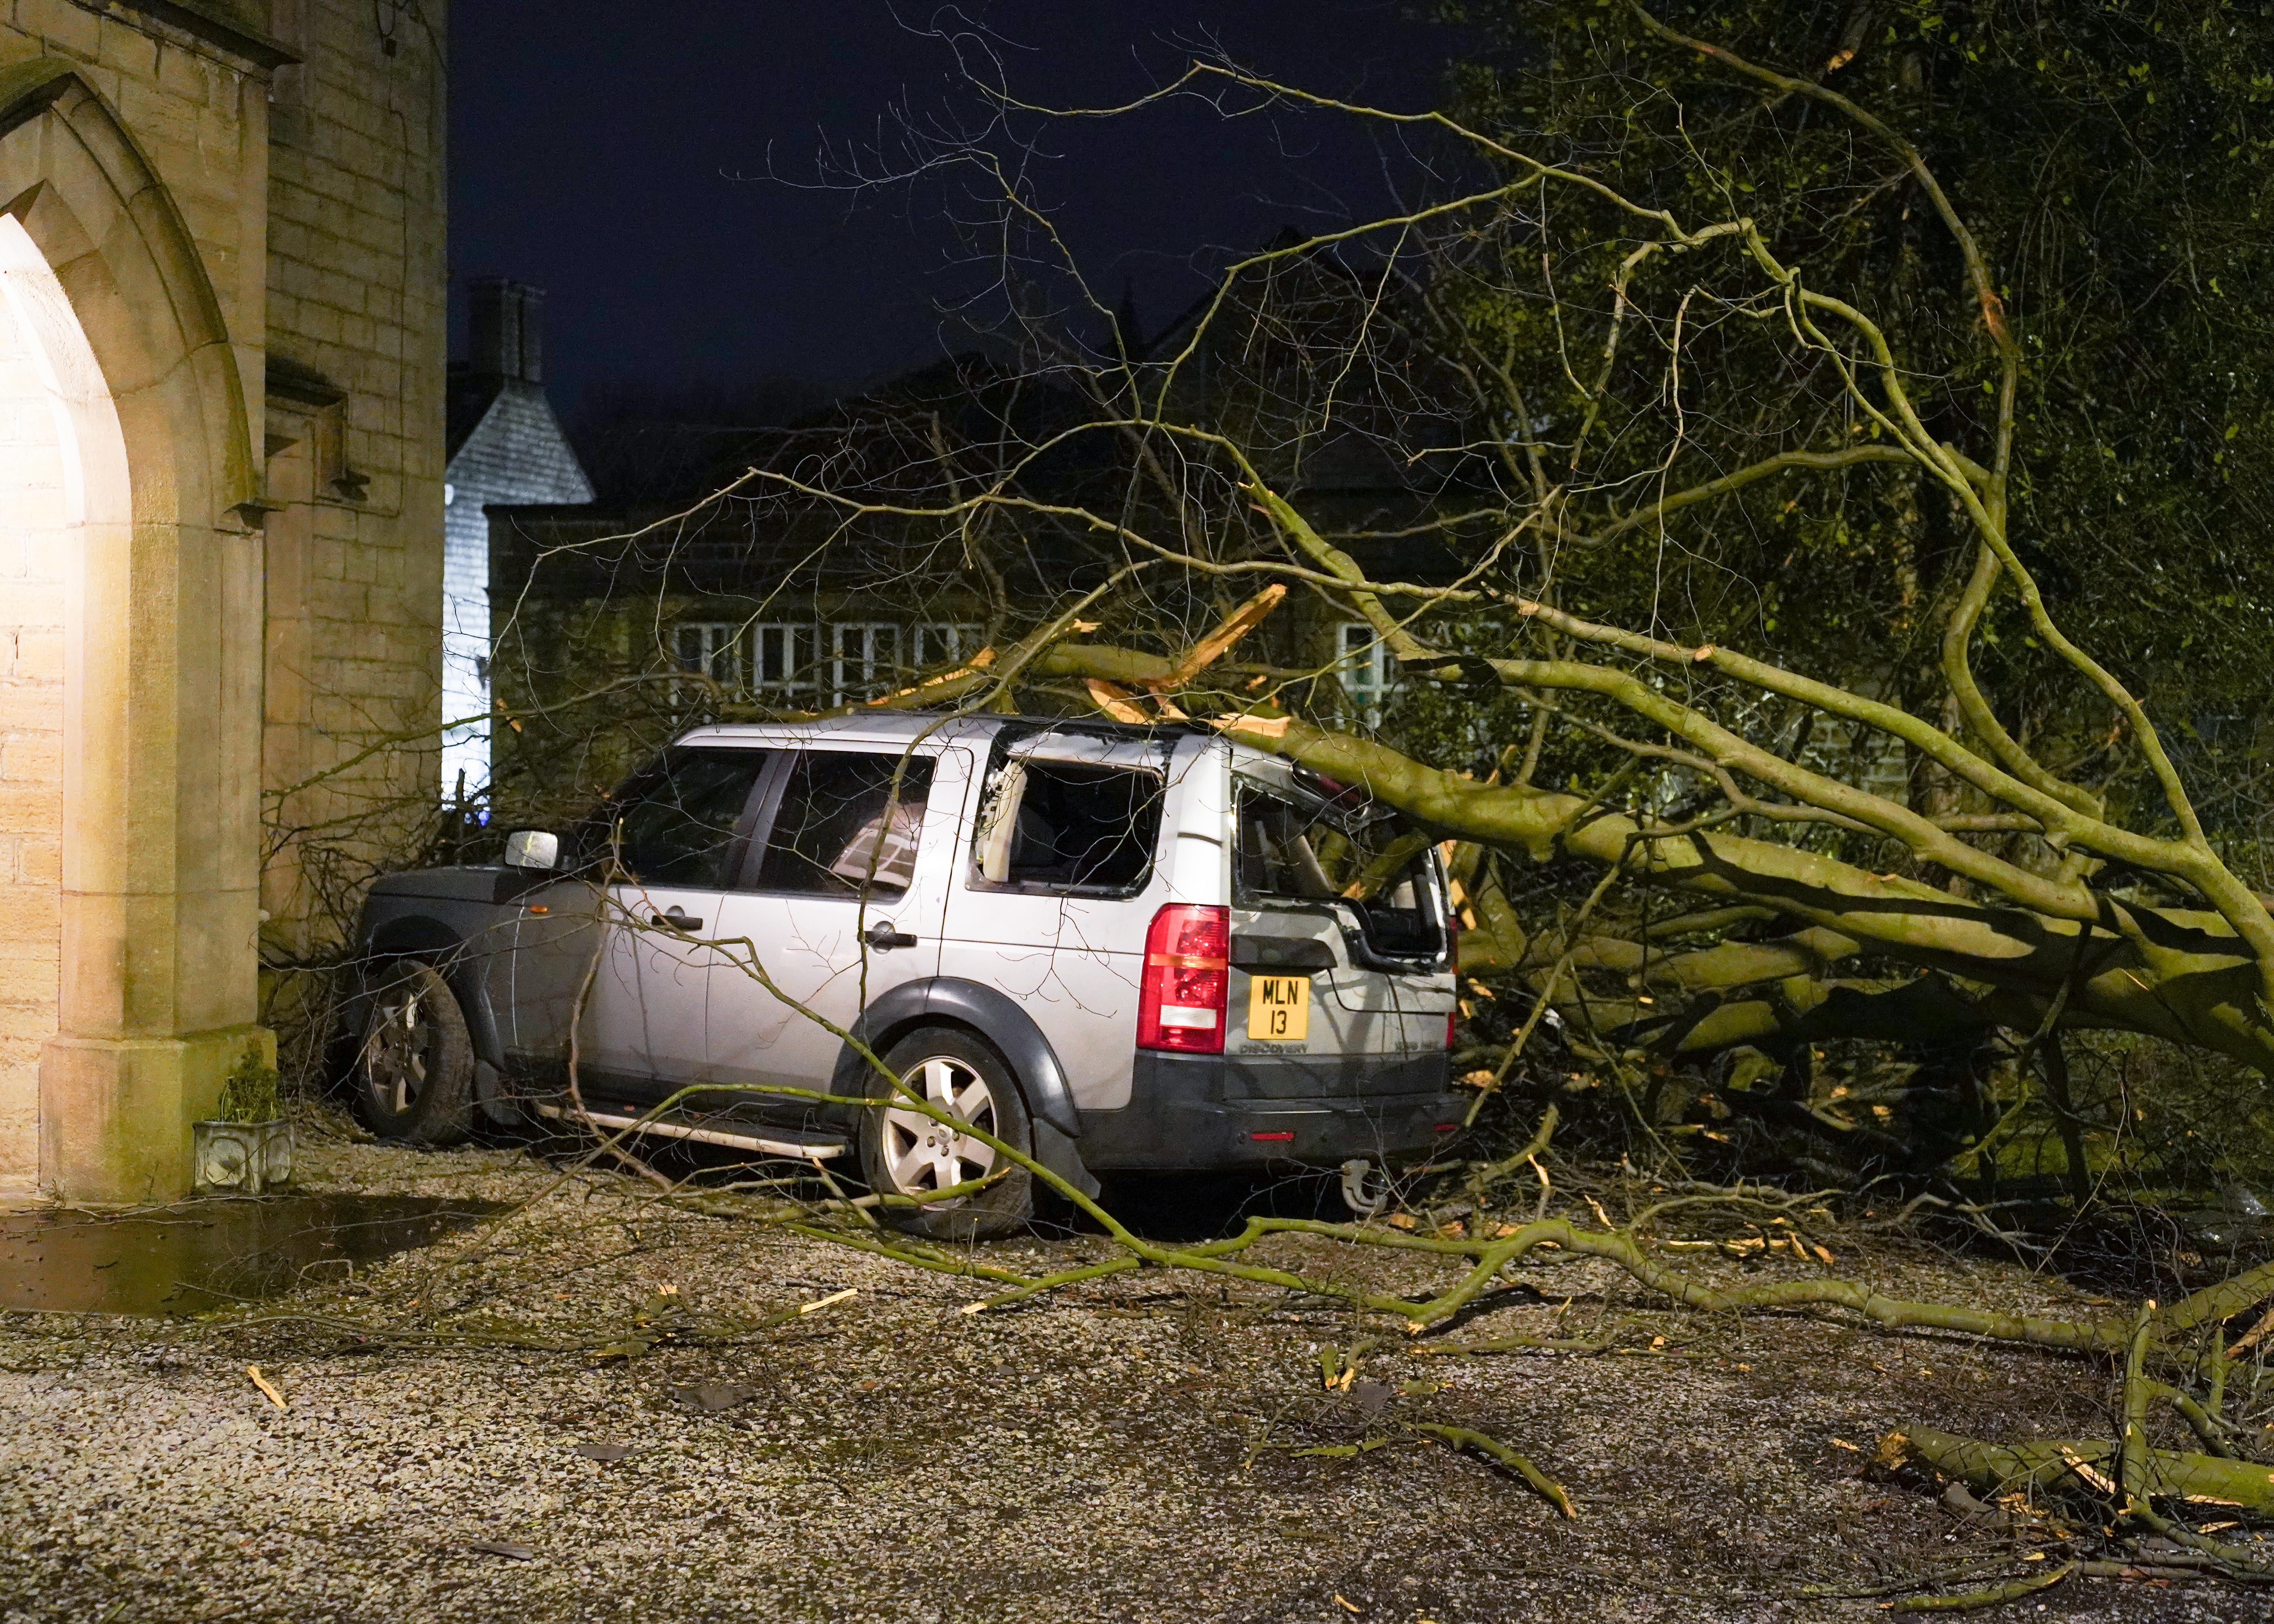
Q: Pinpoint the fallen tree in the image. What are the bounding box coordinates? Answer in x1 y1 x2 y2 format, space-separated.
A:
266 10 2274 1601
676 6 2274 1116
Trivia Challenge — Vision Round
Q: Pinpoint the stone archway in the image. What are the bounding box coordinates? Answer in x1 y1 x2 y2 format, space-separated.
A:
0 59 269 1203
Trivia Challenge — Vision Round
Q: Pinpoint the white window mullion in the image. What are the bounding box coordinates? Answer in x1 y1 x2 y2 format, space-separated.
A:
1337 622 1394 728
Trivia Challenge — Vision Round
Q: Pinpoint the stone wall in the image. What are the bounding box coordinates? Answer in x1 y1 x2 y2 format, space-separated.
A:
0 0 446 1198
259 0 447 957
0 248 65 1194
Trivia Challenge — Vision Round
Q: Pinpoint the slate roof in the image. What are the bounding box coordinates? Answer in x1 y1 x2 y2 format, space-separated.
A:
445 372 593 507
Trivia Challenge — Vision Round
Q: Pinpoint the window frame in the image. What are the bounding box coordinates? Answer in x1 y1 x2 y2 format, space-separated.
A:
674 621 747 696
1230 775 1453 971
913 621 984 671
1335 621 1396 729
751 622 823 701
581 745 776 892
827 622 903 706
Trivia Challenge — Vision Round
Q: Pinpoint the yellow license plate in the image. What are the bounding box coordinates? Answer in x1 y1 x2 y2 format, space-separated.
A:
1246 974 1311 1042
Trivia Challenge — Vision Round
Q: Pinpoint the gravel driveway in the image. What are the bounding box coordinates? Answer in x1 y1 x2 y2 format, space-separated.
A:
0 1121 2259 1622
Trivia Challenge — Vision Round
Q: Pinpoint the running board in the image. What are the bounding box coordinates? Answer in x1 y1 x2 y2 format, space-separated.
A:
533 1102 846 1161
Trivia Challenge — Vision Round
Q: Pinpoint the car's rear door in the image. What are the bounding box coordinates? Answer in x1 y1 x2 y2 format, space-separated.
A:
1228 779 1454 1080
936 731 1176 1113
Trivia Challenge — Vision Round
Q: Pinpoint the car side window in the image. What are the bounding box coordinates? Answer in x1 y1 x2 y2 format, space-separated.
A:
752 751 935 899
605 751 768 888
973 760 1163 893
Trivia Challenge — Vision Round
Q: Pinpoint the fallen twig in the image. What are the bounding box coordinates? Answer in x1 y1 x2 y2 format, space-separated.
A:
1887 1560 2073 1612
1410 1421 1577 1518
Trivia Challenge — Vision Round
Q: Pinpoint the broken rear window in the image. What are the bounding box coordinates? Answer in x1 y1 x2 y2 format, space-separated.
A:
1235 783 1446 964
973 759 1163 894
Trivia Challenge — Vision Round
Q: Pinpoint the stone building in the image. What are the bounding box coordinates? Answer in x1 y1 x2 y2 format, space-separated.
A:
478 332 1422 817
441 276 589 805
0 0 446 1202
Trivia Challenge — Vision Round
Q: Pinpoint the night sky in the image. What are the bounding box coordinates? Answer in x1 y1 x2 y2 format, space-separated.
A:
448 2 1469 432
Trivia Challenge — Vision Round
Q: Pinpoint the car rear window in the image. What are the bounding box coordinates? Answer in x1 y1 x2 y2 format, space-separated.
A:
1235 784 1445 963
973 759 1163 894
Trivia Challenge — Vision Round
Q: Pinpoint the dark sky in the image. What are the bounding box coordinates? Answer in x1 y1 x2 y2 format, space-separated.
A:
448 2 1470 430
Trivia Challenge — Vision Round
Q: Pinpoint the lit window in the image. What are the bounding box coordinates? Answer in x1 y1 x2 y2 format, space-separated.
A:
830 622 901 704
752 623 821 697
1336 622 1395 728
913 622 984 670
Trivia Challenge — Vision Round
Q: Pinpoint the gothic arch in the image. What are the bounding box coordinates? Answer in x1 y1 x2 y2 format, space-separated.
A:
0 56 268 1202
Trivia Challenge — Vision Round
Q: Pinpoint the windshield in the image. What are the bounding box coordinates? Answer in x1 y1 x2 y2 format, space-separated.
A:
1233 782 1446 964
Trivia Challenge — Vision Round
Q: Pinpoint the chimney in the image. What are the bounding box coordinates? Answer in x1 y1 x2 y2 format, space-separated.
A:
467 278 545 383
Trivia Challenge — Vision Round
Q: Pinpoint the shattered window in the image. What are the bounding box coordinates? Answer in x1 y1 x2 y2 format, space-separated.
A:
1235 784 1444 962
973 760 1163 894
754 751 934 899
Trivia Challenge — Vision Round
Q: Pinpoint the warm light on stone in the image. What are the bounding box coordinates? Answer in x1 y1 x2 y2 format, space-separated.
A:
0 4 445 1204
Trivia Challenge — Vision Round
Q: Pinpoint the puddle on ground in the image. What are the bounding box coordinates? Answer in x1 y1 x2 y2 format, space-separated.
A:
0 1194 504 1316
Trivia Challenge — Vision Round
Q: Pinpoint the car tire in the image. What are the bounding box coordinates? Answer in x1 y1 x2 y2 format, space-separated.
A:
350 960 476 1146
858 1026 1035 1241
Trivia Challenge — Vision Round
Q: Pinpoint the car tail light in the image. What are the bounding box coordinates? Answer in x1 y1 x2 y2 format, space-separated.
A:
1445 1007 1458 1049
1137 903 1229 1054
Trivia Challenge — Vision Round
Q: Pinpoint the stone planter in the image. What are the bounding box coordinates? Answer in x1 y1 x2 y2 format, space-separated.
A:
193 1119 294 1195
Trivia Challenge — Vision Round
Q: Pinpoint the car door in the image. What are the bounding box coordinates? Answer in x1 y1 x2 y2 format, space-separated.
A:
703 742 969 1106
496 748 771 1099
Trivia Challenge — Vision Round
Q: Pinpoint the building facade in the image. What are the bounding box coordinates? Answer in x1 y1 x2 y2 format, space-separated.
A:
0 0 445 1202
441 276 590 805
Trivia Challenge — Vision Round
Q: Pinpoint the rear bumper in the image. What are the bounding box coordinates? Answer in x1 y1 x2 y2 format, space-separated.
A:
1078 1049 1462 1172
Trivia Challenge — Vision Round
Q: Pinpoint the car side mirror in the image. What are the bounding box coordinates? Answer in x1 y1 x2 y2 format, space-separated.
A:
503 829 561 870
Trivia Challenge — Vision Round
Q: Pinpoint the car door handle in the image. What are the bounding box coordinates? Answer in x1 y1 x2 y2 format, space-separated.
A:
651 905 705 932
863 920 919 951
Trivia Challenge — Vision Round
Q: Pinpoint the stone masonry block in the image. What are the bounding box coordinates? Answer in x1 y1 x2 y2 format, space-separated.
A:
0 885 59 950
17 838 59 887
0 1001 58 1043
35 2 103 60
10 633 63 683
1 732 63 785
0 442 66 491
98 15 162 80
0 782 61 837
153 39 213 103
319 266 368 315
0 692 62 735
0 583 65 631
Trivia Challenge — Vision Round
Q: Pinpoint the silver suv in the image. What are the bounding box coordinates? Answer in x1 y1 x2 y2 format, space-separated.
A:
350 715 1463 1235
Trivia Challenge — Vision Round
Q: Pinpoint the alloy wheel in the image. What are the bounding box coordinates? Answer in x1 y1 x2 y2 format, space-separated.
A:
363 983 433 1115
879 1056 1000 1200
